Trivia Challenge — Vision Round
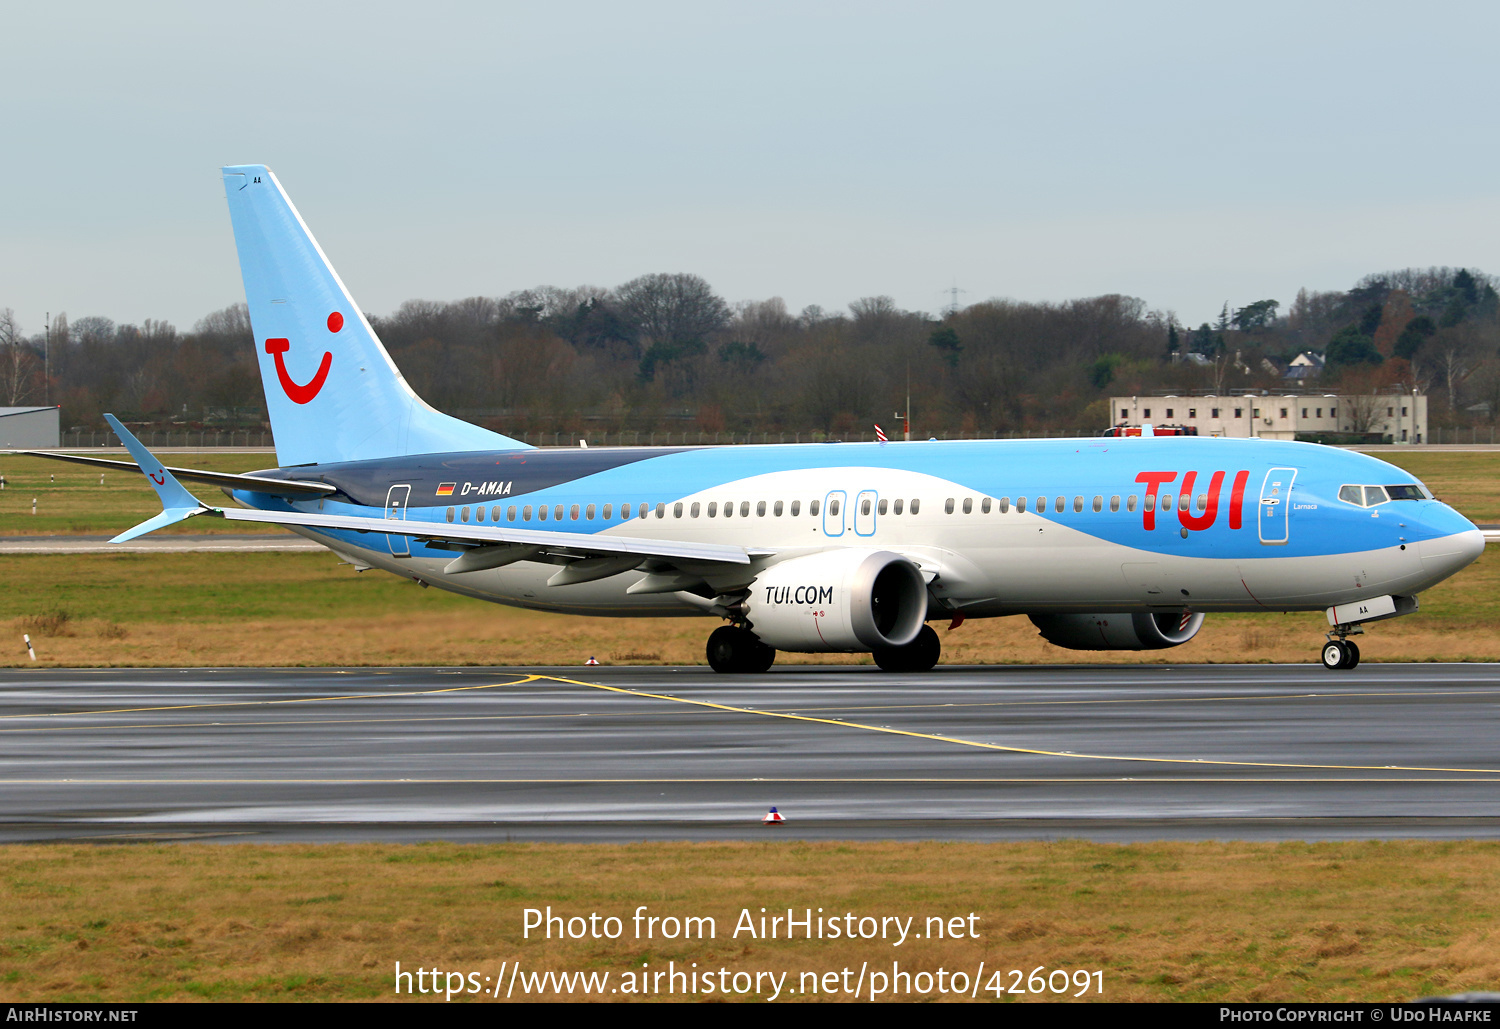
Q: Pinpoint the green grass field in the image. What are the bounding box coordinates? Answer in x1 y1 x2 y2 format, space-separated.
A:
0 453 283 535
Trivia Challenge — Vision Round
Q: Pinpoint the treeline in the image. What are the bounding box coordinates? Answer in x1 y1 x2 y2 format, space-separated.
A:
4 266 1499 437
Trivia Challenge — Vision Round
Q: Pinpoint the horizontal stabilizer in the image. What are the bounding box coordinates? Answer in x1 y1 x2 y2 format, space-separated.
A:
12 450 336 497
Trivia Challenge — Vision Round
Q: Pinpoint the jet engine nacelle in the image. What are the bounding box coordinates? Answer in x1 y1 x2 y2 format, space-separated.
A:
745 550 928 652
1028 610 1205 651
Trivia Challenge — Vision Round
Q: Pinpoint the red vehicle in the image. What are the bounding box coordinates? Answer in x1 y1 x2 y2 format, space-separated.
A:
1102 424 1199 437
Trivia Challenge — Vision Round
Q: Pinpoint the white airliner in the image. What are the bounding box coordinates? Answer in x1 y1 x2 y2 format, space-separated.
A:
25 166 1487 672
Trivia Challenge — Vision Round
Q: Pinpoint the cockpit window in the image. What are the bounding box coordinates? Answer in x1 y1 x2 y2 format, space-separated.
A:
1340 483 1429 507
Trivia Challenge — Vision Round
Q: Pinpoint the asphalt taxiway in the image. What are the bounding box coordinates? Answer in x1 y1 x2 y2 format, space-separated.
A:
3 664 1500 843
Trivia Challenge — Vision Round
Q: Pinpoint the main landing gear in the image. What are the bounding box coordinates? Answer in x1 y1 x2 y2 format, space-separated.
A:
1320 628 1363 670
873 624 941 673
706 625 776 674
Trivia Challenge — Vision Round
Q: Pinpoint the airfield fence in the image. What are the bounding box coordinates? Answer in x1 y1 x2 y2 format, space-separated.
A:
54 425 1497 449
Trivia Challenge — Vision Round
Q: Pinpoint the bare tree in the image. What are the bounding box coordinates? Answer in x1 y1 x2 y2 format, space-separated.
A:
0 308 43 405
614 273 729 386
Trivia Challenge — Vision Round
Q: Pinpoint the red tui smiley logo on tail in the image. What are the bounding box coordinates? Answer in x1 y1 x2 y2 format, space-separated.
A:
263 312 341 404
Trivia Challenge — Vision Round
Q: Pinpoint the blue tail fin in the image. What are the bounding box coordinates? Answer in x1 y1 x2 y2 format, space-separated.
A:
221 165 529 466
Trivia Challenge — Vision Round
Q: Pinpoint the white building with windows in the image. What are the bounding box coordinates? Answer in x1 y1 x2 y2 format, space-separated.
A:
1109 392 1427 443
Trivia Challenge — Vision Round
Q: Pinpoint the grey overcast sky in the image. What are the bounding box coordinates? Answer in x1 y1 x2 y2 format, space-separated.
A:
3 1 1498 336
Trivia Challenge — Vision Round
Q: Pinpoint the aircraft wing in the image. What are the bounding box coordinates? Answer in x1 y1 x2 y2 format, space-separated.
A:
212 506 758 565
96 414 759 567
10 449 337 497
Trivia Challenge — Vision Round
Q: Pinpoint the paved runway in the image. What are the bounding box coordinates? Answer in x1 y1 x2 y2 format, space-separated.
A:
3 664 1500 843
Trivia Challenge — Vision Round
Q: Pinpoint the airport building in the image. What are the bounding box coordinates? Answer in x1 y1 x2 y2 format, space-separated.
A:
1109 391 1427 443
0 406 61 448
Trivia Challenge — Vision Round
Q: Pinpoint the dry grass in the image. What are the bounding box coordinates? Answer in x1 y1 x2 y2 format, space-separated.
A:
2 841 1499 1002
1 544 1497 666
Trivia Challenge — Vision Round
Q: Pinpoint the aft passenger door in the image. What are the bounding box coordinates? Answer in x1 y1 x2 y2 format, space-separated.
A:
1258 468 1296 545
386 484 411 557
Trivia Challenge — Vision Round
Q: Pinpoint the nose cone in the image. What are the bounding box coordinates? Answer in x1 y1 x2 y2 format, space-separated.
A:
1418 527 1486 580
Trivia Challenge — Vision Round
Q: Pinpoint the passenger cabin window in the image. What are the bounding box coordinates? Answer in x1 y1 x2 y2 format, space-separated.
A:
555 505 564 520
446 507 455 522
1093 495 1103 512
861 499 871 516
1015 496 1026 513
1127 495 1138 512
673 502 683 518
740 501 751 517
893 499 903 515
981 497 991 514
775 500 784 516
476 506 485 522
1109 495 1120 512
910 499 920 514
586 504 596 520
757 501 767 516
602 504 611 520
656 503 666 518
507 506 517 521
810 499 820 516
570 504 580 520
691 502 700 517
639 503 649 519
877 499 887 515
1073 496 1083 513
998 497 1009 513
962 498 972 514
619 504 630 520
791 500 801 516
945 498 955 514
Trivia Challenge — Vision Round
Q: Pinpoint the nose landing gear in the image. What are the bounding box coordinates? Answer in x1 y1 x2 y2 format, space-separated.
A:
1320 626 1363 670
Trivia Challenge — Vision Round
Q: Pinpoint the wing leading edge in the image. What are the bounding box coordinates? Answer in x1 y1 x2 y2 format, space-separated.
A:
100 415 756 566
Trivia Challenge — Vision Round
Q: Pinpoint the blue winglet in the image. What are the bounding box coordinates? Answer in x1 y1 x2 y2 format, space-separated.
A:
103 414 209 542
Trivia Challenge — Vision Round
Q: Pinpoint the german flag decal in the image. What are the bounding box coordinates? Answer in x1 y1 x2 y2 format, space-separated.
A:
435 482 456 496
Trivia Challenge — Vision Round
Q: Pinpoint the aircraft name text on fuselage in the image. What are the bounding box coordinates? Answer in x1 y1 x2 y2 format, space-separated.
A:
458 480 514 497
